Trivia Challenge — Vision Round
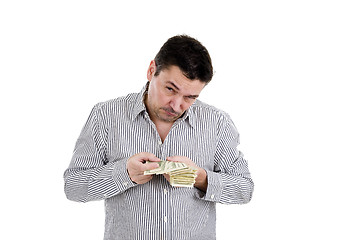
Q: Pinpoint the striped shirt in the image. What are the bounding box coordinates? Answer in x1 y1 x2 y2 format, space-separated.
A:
64 84 254 240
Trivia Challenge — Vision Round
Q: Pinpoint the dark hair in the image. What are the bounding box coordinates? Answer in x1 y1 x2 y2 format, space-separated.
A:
154 35 213 83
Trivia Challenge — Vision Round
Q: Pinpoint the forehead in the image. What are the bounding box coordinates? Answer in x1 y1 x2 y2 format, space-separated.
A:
157 65 206 94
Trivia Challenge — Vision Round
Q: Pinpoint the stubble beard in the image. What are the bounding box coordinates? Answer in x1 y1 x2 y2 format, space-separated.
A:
144 92 182 123
156 107 181 123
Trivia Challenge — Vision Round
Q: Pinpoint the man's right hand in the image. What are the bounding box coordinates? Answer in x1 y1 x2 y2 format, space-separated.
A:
126 152 161 184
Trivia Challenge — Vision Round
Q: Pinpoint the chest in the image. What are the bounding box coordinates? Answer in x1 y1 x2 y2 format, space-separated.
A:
105 117 217 170
154 122 172 142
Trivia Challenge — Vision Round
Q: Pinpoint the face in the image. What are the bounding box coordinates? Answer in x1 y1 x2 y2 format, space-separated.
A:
145 60 206 123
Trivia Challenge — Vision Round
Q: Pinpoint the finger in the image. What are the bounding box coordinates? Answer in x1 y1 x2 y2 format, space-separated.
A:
136 175 153 184
141 175 153 182
166 156 178 162
166 156 185 162
143 162 160 171
138 152 161 162
163 173 170 181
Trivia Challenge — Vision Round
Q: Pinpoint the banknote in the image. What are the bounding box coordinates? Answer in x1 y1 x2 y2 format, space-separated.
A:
144 161 188 175
144 160 197 187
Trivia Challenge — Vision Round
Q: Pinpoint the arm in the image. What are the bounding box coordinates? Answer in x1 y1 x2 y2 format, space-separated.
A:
63 105 133 202
63 105 159 203
201 117 254 205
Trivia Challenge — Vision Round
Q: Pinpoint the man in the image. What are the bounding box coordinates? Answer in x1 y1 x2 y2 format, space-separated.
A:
64 35 254 240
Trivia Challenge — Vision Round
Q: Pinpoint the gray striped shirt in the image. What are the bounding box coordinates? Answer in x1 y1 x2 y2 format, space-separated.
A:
64 85 254 240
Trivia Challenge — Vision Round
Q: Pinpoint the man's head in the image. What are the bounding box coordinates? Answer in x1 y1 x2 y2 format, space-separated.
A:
145 35 213 123
154 35 213 84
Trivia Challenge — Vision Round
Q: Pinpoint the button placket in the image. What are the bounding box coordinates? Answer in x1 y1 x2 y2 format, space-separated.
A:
161 183 170 240
159 139 168 161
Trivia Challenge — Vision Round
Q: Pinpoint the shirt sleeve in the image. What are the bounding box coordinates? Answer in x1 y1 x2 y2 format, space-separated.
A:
63 104 137 203
200 116 254 204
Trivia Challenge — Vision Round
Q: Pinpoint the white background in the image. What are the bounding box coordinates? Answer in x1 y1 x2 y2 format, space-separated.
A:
1 1 360 239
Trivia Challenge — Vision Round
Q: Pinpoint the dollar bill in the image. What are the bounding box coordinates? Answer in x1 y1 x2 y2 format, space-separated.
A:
144 161 188 175
143 160 198 187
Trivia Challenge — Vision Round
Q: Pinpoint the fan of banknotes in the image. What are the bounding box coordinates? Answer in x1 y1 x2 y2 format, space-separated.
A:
144 161 198 187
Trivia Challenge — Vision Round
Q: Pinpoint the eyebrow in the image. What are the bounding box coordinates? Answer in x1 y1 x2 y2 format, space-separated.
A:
166 81 199 98
167 81 180 91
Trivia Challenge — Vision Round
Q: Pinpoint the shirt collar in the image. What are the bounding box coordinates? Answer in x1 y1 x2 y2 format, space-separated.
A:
131 83 196 129
131 83 148 120
178 104 196 128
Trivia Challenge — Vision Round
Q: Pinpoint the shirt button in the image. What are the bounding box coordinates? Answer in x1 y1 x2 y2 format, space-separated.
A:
123 182 128 186
164 189 168 194
211 194 215 199
158 140 162 145
164 216 168 223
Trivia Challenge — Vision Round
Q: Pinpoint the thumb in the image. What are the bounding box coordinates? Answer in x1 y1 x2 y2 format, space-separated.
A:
144 162 160 171
166 156 176 161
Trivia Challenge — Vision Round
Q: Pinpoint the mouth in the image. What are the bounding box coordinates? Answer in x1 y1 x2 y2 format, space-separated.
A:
162 108 179 117
164 110 177 117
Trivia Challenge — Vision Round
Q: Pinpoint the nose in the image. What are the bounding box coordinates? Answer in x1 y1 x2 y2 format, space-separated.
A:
169 96 184 113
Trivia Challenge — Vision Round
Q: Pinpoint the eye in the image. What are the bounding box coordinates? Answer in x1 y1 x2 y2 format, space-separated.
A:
166 87 174 92
184 96 197 102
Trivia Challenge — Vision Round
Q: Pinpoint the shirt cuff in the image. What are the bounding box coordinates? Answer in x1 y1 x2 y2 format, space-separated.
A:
199 170 223 202
112 158 137 192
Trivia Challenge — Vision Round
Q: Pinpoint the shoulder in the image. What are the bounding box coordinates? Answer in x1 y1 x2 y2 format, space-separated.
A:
93 93 138 112
88 93 140 122
190 99 232 123
191 100 240 140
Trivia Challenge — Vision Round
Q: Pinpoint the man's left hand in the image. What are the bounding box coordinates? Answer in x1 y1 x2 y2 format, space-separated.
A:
164 156 208 192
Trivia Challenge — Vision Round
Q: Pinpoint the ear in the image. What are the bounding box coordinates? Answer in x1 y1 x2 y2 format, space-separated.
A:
147 60 156 81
